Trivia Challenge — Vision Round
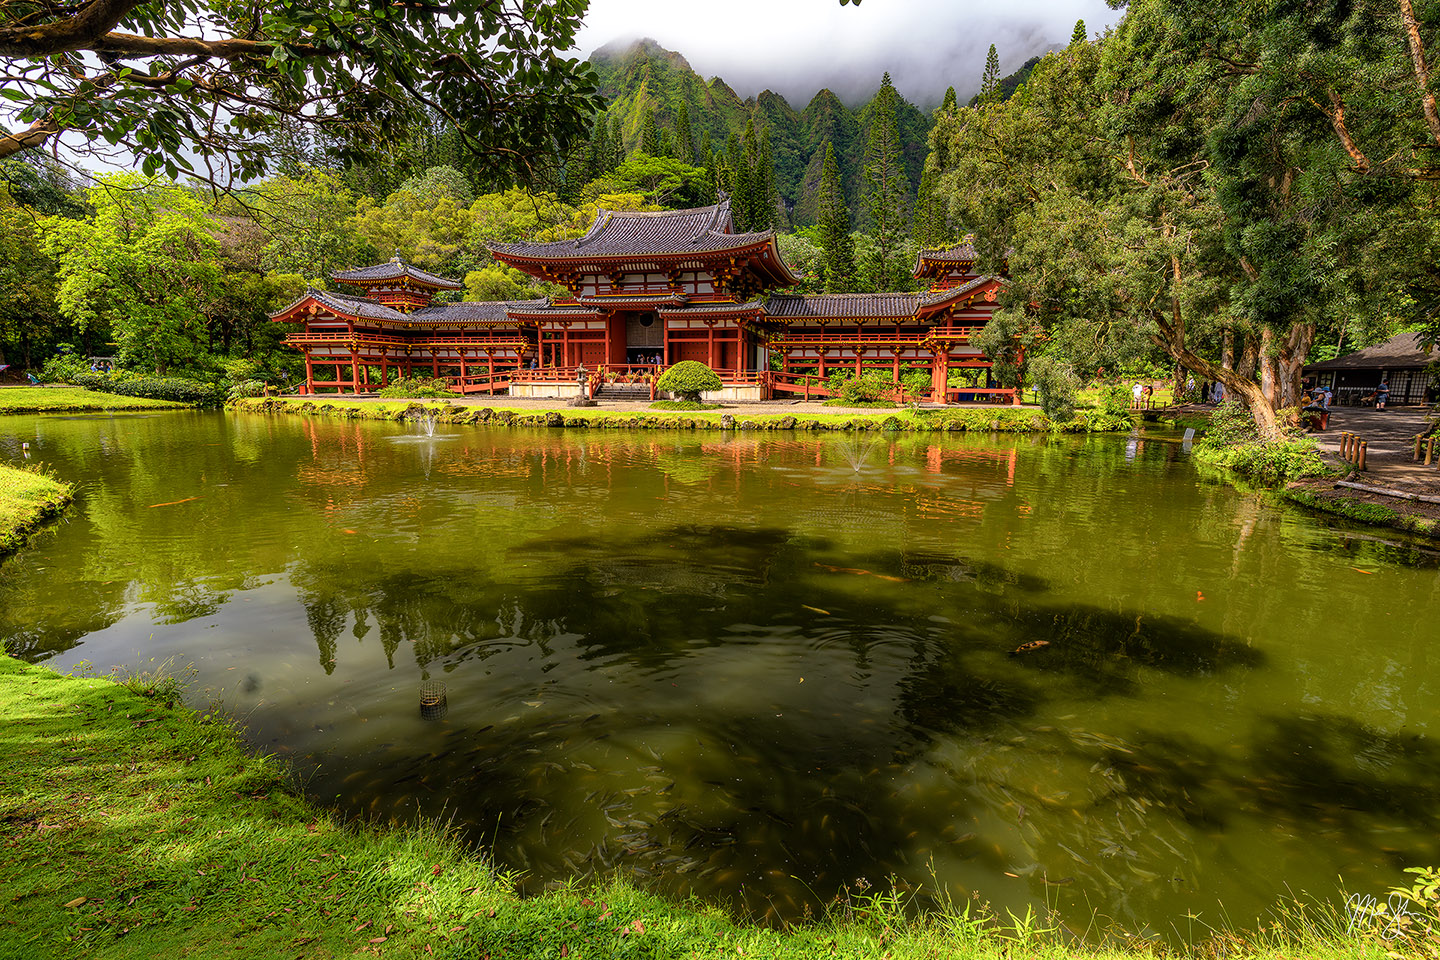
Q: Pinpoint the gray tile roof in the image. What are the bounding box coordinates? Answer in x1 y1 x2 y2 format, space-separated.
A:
1306 332 1437 371
764 293 921 320
409 300 545 323
331 258 462 290
490 198 777 259
575 294 689 307
659 300 763 317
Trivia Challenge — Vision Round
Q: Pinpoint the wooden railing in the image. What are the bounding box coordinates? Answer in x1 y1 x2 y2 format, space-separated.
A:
447 372 512 395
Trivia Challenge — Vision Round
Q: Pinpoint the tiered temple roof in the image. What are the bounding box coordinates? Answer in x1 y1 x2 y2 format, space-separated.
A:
491 198 801 288
332 258 462 291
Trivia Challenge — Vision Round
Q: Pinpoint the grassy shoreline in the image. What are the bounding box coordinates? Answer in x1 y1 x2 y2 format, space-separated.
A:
232 396 1134 433
0 462 73 558
0 653 1417 960
0 387 189 415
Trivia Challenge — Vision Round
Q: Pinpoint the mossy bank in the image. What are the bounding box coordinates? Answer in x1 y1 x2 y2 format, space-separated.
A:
0 462 73 558
0 653 1422 960
231 396 1135 434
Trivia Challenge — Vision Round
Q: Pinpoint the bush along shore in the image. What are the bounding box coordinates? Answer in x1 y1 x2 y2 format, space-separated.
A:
0 387 189 415
0 462 73 558
231 396 1136 434
4 652 1435 960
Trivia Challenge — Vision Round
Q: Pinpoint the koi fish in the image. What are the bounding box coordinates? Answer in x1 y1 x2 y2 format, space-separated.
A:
1010 640 1051 656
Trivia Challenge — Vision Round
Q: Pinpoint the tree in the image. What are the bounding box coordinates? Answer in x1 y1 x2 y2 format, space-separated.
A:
1071 20 1088 46
0 1 601 188
590 155 710 208
980 45 1002 106
0 186 66 367
940 87 958 115
656 360 722 401
641 110 661 157
352 167 474 273
861 73 911 291
815 142 857 293
675 101 696 165
913 163 948 249
43 175 224 373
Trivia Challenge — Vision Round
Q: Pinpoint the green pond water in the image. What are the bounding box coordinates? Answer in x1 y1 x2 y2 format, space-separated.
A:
3 410 1439 939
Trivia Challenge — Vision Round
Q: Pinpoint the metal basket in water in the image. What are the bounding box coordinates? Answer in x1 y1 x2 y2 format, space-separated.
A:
419 680 448 720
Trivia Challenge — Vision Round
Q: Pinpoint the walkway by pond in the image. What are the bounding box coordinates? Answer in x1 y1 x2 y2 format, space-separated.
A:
1312 407 1440 491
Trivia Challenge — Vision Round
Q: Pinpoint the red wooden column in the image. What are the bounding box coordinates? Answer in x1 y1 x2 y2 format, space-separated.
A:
706 320 717 370
349 349 360 394
304 353 314 393
931 349 950 403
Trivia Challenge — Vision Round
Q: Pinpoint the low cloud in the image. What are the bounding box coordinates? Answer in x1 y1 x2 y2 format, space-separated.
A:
575 0 1121 108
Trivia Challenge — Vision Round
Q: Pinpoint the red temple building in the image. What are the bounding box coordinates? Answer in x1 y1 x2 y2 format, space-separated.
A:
272 199 1011 403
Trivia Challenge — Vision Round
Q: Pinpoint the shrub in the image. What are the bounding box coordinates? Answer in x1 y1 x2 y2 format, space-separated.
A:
1099 384 1133 417
376 377 457 399
656 361 722 402
825 368 854 394
1194 400 1330 485
839 373 897 404
226 379 266 401
900 369 932 401
39 354 91 383
73 372 222 405
650 400 721 411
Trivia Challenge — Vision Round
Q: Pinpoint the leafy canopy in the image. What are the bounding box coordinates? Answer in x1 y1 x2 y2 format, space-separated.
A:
0 0 601 188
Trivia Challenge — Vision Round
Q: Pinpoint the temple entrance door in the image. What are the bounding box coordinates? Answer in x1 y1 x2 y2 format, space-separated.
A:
625 312 664 365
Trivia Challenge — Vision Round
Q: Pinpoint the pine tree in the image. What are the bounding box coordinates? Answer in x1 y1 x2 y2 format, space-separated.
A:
980 45 1001 106
735 117 762 230
758 130 779 231
1070 20 1087 46
608 115 624 165
861 72 911 291
940 86 958 115
657 127 673 159
640 109 660 156
913 163 946 249
675 101 695 165
698 131 717 205
816 142 857 293
587 118 608 181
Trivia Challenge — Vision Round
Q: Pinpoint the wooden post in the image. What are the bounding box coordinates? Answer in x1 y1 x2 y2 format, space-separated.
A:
1358 440 1368 471
1427 437 1436 466
1415 434 1424 461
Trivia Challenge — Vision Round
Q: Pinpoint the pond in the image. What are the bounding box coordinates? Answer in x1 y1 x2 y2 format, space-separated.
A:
2 410 1438 940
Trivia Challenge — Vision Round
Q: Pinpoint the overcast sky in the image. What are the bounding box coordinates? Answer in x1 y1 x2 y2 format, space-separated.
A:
574 0 1123 108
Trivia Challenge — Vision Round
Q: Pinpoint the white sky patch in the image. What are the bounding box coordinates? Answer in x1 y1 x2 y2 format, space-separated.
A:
575 0 1123 107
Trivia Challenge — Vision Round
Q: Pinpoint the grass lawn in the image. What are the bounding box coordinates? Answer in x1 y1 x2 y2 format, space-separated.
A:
0 387 188 414
233 397 1122 433
0 654 1414 959
0 462 73 557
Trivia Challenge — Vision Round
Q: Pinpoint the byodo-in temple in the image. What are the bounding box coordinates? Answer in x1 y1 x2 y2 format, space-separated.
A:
270 197 1013 403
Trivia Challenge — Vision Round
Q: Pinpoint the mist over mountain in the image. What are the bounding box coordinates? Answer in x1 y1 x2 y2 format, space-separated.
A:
576 0 1118 110
587 38 1027 228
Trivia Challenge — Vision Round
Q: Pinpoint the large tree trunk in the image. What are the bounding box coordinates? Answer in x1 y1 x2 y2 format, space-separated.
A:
1152 314 1286 440
1257 322 1315 425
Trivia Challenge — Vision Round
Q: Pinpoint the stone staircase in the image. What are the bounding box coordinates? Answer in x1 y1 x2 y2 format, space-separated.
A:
596 382 652 401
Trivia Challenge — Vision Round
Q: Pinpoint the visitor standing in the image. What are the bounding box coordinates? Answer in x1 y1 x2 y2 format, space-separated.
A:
1376 379 1389 411
1132 382 1143 409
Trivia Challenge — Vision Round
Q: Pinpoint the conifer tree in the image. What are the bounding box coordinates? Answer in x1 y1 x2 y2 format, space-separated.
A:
608 115 624 165
699 131 717 205
735 117 761 230
675 101 695 165
980 45 1001 106
1070 20 1087 46
641 109 660 156
862 73 911 291
759 131 780 231
586 118 606 182
940 86 958 115
913 163 947 249
658 127 673 159
816 142 857 293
